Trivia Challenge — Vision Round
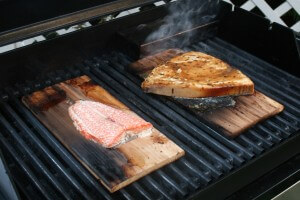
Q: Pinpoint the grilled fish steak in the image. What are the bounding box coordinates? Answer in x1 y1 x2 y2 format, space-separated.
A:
69 100 153 148
142 51 254 98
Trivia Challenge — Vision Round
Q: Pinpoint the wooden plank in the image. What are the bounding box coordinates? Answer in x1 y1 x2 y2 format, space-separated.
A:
130 49 284 137
22 75 184 193
196 91 284 137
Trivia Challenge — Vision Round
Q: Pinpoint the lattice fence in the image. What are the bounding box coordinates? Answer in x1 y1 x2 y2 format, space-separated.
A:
223 0 300 32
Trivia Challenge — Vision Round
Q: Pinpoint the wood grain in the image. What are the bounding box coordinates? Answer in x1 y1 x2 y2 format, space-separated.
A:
199 91 284 137
130 49 284 137
22 75 184 193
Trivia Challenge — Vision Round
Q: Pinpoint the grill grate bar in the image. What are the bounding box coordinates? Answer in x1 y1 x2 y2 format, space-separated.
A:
252 127 279 144
130 182 153 200
144 176 174 200
9 95 113 200
266 120 292 138
2 101 94 200
167 163 199 190
159 98 255 158
155 170 188 196
0 133 53 200
256 125 283 142
246 130 273 148
274 116 299 131
161 167 190 193
119 189 135 200
0 111 70 200
234 135 264 154
280 111 300 124
179 157 211 184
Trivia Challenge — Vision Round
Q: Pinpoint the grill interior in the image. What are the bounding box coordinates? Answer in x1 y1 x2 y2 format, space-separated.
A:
0 34 299 199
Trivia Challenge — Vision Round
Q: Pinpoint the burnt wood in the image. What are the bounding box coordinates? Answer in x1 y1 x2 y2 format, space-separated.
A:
22 75 184 192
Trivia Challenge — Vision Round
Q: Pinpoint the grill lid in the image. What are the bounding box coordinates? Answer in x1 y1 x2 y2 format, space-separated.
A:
0 0 159 46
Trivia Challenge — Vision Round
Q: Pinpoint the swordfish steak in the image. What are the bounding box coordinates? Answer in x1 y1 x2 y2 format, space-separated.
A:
68 100 153 148
142 51 255 98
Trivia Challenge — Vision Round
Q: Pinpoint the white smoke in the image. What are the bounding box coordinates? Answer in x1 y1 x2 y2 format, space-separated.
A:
145 0 220 49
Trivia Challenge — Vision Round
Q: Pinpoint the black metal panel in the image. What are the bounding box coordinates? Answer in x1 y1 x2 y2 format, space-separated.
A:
0 0 160 46
227 155 300 200
218 3 300 78
0 0 117 32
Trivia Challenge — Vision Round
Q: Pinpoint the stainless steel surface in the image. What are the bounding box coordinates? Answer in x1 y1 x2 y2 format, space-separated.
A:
272 181 300 200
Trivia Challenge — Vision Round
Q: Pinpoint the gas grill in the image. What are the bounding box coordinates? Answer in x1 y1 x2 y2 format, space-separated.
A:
0 0 299 199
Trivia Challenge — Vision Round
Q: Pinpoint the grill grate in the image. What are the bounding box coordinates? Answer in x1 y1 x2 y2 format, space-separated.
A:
0 37 299 200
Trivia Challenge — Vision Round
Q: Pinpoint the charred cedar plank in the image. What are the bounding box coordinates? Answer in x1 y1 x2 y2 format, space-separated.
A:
196 91 284 137
22 75 184 193
131 50 284 137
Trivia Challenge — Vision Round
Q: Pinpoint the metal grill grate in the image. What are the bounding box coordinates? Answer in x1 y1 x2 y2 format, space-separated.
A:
0 37 299 200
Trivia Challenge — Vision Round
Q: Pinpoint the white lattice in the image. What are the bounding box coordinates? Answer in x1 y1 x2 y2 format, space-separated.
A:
223 0 300 32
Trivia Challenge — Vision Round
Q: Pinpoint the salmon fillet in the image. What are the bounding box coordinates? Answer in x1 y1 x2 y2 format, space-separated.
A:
68 100 153 148
142 51 254 98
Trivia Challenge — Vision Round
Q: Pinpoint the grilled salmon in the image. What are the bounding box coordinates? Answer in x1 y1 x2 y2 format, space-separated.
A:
142 51 254 98
68 100 153 148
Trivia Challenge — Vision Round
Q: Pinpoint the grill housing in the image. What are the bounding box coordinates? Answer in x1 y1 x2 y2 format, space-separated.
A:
0 2 299 200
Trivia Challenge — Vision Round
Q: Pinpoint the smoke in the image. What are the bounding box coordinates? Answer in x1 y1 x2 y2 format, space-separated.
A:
145 0 220 50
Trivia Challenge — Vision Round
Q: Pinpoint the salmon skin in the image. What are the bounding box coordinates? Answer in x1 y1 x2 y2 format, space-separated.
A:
68 100 153 148
173 96 236 111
